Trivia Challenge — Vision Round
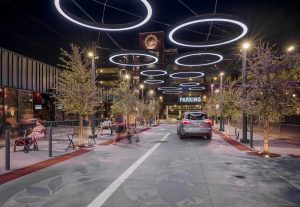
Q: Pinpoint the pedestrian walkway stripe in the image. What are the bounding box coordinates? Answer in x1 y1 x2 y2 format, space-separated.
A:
88 132 170 207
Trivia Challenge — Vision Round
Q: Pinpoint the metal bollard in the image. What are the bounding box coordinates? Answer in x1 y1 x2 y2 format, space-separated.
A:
5 130 10 171
49 123 53 157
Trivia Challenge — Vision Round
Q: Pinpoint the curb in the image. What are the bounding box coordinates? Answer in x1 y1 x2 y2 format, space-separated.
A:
213 129 255 152
213 129 300 158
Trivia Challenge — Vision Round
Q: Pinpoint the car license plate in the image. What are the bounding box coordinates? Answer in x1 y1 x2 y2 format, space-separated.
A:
195 123 202 127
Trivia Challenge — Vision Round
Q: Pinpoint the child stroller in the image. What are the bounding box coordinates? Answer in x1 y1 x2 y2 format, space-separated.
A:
14 129 39 153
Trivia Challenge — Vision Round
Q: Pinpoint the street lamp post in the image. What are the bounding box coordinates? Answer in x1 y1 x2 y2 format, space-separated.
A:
140 84 144 102
219 72 224 131
220 72 224 93
241 42 250 143
89 42 96 135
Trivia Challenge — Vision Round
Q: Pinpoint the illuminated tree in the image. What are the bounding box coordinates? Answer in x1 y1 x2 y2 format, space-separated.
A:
239 43 299 153
57 44 99 146
110 82 140 126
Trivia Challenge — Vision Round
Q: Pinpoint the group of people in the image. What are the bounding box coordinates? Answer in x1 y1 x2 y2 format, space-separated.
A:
99 115 139 145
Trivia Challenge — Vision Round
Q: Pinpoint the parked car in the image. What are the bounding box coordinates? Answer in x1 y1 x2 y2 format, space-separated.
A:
177 112 212 139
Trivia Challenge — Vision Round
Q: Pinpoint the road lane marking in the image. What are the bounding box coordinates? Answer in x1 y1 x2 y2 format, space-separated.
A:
87 132 170 207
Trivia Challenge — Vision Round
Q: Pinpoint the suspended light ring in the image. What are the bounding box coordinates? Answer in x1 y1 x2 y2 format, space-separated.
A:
158 87 182 91
144 79 164 84
168 14 248 47
170 72 204 79
163 91 183 94
175 52 223 66
180 82 200 87
140 70 167 76
189 86 206 91
54 0 152 31
109 51 158 66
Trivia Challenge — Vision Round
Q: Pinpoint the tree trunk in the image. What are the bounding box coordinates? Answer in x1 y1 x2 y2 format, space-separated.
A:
263 117 269 154
78 116 84 146
226 117 231 136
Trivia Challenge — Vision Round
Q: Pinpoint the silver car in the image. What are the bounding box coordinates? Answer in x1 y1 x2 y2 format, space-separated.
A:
177 112 212 139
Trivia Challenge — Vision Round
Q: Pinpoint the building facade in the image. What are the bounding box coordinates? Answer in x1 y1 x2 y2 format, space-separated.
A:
0 47 60 138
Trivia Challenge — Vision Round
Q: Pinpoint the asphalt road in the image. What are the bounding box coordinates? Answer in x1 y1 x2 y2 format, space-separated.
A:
0 124 299 207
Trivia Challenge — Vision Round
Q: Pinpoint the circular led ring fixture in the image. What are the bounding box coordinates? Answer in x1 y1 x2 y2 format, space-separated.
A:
168 14 248 47
158 87 181 91
144 80 164 84
140 70 167 76
175 52 223 67
180 82 200 87
54 0 152 31
109 51 158 66
189 87 206 91
163 91 183 94
170 72 204 79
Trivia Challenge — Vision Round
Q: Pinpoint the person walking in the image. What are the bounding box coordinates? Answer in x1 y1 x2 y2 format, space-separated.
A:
112 114 125 145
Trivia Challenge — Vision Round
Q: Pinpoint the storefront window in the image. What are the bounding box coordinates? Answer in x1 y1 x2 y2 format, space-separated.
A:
18 90 33 122
4 88 17 126
0 88 4 138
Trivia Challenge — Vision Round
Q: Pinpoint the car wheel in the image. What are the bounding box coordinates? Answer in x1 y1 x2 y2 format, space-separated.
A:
207 134 212 140
179 132 185 140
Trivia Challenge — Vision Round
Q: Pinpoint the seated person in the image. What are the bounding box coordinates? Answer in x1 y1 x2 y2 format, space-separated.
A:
27 119 46 142
101 117 112 135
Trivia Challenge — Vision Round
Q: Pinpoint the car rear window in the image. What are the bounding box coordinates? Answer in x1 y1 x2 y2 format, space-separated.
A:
185 113 208 120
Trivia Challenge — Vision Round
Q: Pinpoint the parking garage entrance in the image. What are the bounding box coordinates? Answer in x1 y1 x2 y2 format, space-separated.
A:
164 96 202 119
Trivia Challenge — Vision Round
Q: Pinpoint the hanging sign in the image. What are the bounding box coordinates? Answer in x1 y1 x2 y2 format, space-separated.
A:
179 96 201 103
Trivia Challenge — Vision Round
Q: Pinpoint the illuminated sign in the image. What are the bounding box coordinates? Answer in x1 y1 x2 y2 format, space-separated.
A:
179 97 201 103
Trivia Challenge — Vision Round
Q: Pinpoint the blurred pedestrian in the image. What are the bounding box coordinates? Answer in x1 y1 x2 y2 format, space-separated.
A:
112 114 125 145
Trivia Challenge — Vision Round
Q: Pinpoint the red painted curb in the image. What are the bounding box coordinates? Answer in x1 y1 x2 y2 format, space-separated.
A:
0 149 91 185
213 129 255 152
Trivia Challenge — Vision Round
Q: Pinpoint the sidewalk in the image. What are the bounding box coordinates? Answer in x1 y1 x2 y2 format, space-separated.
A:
0 124 156 179
216 124 300 157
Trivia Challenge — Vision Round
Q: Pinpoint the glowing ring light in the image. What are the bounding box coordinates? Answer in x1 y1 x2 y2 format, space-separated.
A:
54 0 152 31
175 52 223 67
163 91 183 94
140 70 167 76
158 87 181 91
189 87 206 91
170 72 204 79
180 82 200 87
109 51 158 66
144 80 164 84
168 14 248 47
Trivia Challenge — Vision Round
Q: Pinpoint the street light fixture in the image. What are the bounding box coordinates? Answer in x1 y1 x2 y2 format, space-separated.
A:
220 72 224 93
140 84 144 102
88 43 96 135
287 45 295 52
125 74 130 79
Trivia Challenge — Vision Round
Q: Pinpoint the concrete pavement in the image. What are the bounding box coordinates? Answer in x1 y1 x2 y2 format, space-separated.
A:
0 124 299 207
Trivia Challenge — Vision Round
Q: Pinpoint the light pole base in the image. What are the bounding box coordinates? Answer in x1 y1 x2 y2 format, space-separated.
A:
240 139 250 143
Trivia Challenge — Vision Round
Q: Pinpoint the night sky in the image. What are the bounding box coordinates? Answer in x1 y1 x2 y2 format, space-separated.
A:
0 0 299 66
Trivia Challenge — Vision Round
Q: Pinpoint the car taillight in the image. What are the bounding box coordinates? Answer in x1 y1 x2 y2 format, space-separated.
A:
204 119 212 126
182 120 191 125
